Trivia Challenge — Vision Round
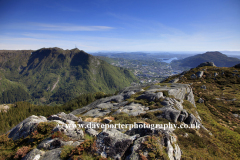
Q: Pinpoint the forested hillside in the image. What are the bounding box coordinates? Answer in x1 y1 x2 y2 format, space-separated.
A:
0 48 138 105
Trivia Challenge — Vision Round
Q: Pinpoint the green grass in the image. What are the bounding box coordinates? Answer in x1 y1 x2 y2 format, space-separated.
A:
164 66 240 159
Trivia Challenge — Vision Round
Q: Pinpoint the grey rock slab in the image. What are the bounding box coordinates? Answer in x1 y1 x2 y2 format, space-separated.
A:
96 128 134 159
126 128 181 160
197 62 216 67
37 138 63 150
47 115 67 123
114 102 147 116
198 98 204 103
177 110 188 122
184 113 200 125
85 128 99 136
83 108 111 117
123 91 135 99
105 95 124 103
173 99 184 110
8 115 47 141
196 71 204 78
95 102 114 109
119 84 149 94
64 128 84 140
166 133 181 160
57 112 81 121
148 106 181 123
50 120 65 125
39 148 62 160
160 107 181 123
48 112 82 124
126 136 147 160
22 148 45 160
53 125 84 140
136 92 161 102
169 78 179 83
71 94 130 115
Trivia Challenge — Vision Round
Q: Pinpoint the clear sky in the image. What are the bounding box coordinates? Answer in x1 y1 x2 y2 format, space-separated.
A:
0 0 240 52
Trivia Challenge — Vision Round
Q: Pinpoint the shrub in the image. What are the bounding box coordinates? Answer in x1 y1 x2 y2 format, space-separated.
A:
60 145 75 160
14 146 31 159
37 122 56 134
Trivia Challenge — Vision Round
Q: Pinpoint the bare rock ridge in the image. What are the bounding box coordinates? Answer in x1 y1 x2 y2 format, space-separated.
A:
6 81 211 160
197 62 216 68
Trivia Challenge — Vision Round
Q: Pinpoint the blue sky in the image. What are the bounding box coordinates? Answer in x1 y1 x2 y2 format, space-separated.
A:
0 0 240 52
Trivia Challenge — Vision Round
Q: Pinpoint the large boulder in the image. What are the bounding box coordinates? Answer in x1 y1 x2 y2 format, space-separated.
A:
184 113 200 125
197 62 216 68
47 112 81 123
8 115 47 141
177 110 188 122
22 148 45 160
158 107 181 123
53 124 84 140
96 128 136 159
137 91 163 102
38 148 62 160
85 128 99 136
126 127 181 160
196 71 204 78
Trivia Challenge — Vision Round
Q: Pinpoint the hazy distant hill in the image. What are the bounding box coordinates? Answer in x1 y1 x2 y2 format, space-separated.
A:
172 51 240 68
0 48 138 105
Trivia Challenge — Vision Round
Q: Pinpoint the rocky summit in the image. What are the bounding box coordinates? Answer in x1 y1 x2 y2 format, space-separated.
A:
5 82 211 160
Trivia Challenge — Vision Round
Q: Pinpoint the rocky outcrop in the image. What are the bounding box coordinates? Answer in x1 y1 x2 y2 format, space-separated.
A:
8 115 47 141
125 126 181 160
47 112 82 123
196 71 204 78
9 113 85 160
22 148 45 160
197 62 216 67
7 82 210 160
137 91 163 102
96 128 136 159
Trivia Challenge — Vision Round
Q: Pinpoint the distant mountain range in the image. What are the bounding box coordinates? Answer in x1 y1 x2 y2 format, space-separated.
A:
0 48 138 105
172 51 240 68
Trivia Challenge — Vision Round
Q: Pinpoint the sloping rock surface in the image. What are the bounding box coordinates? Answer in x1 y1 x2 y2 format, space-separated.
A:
8 115 47 141
7 83 210 160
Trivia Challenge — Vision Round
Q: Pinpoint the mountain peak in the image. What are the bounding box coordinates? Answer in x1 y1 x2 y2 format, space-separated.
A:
204 51 226 57
174 51 240 68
